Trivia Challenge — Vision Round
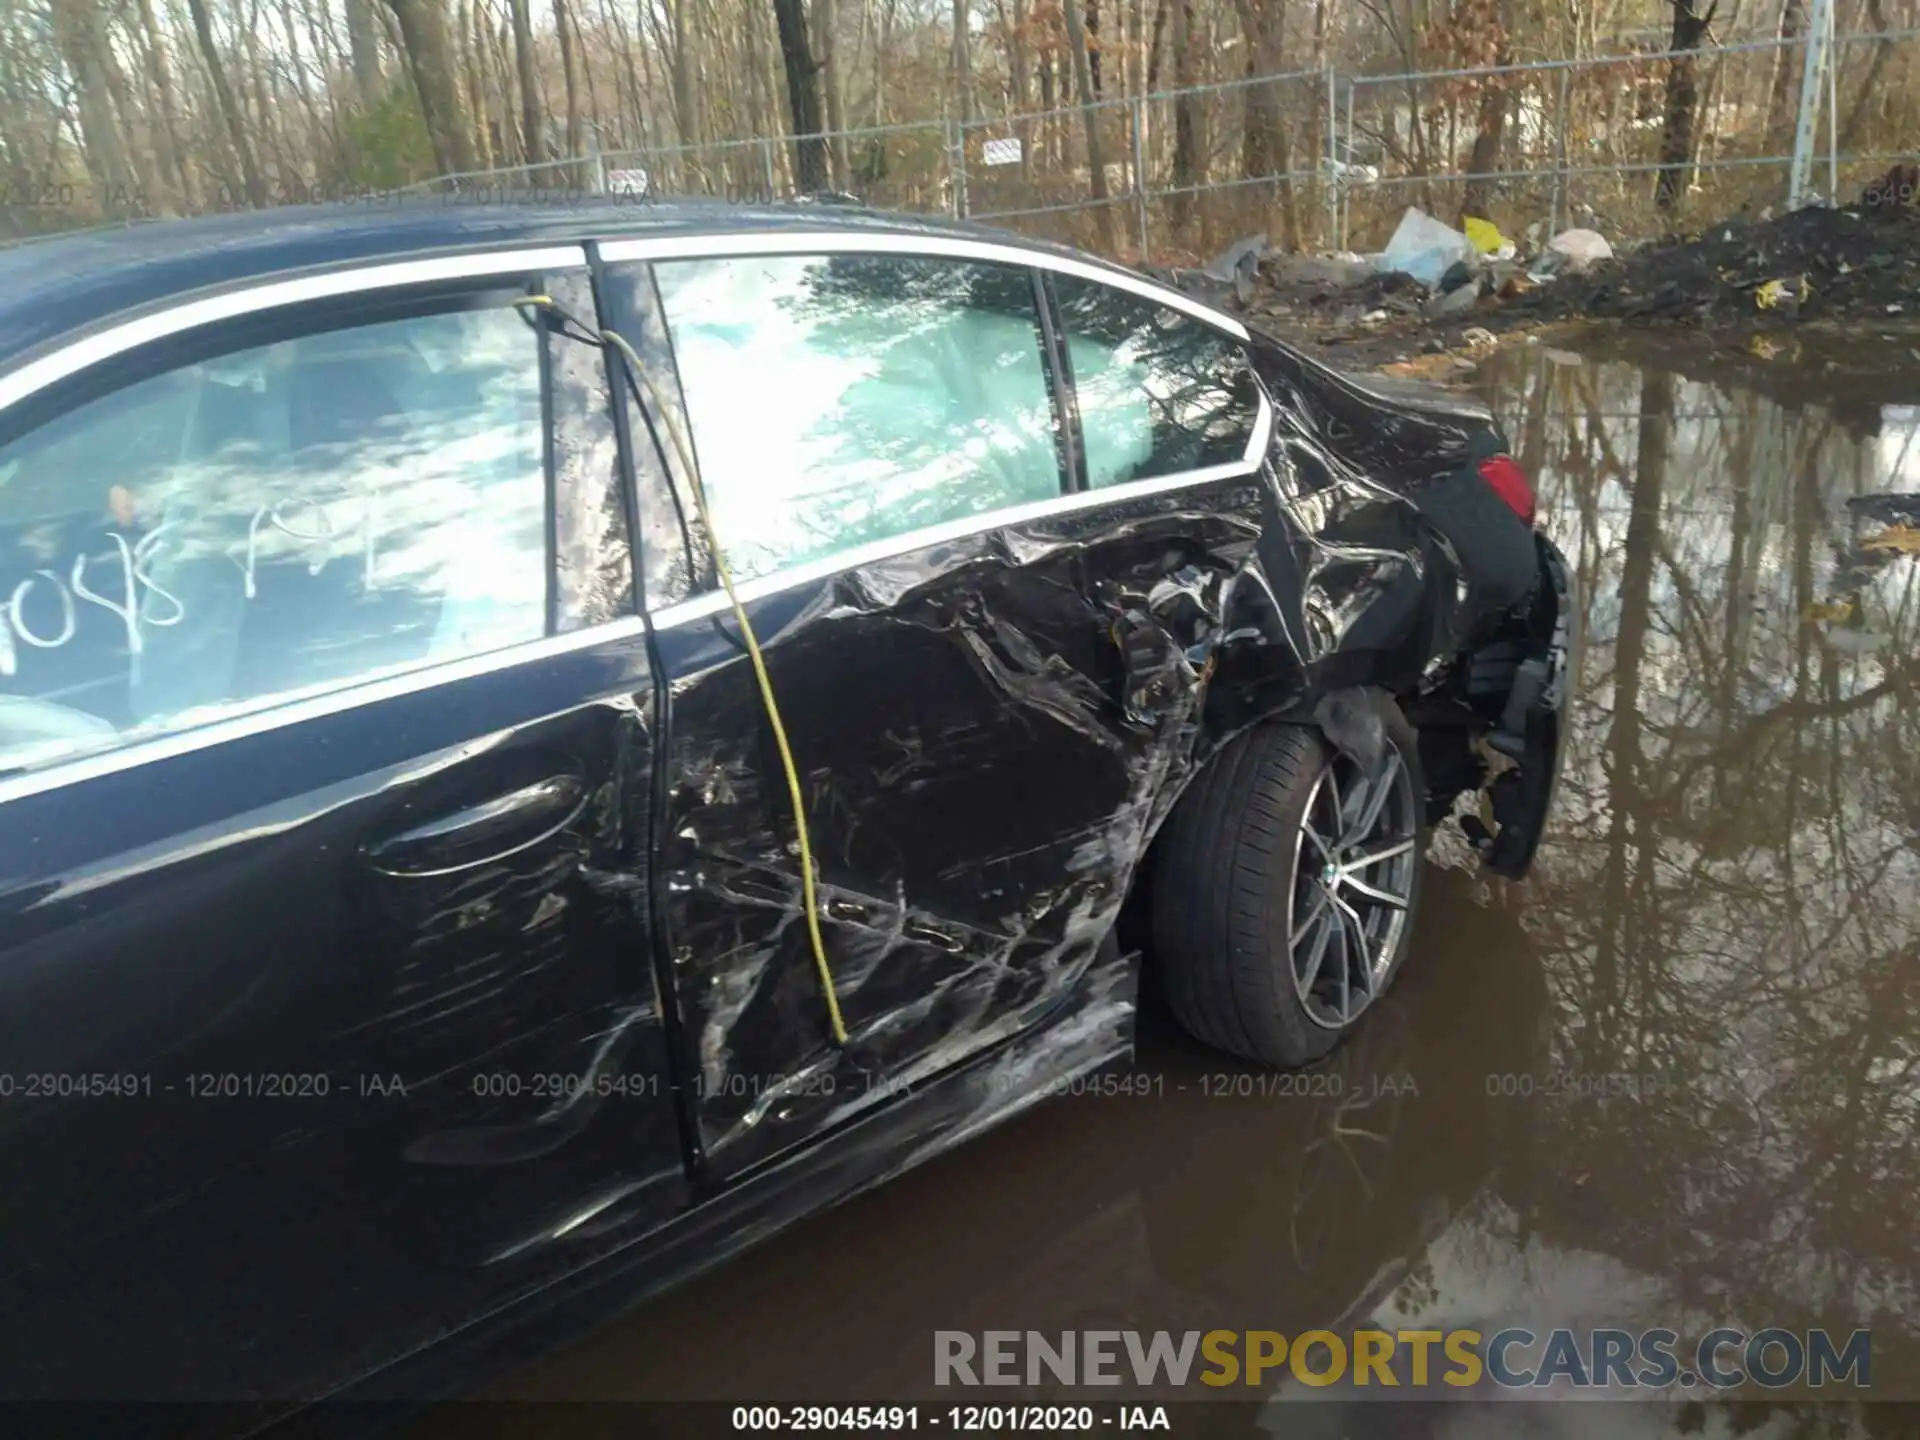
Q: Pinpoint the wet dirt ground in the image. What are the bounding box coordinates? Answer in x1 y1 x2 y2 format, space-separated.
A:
410 336 1920 1438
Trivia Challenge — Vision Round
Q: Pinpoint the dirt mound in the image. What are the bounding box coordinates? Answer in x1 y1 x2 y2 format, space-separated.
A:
1520 205 1920 324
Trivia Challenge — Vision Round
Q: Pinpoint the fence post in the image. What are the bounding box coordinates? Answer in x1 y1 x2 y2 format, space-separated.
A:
1130 98 1150 262
1787 0 1836 209
761 138 777 200
1340 78 1355 250
1826 3 1839 202
1550 64 1570 235
1324 69 1339 249
950 120 970 218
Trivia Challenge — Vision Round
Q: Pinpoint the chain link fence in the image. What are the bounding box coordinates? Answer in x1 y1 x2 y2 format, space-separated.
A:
391 27 1920 264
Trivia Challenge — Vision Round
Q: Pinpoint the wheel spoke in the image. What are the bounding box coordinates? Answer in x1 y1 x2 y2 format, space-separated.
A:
1291 882 1332 947
1340 872 1408 910
1345 837 1416 869
1335 905 1356 1021
1335 893 1376 998
1295 743 1417 1030
1302 820 1338 869
1297 909 1335 995
1344 750 1401 846
1324 763 1346 840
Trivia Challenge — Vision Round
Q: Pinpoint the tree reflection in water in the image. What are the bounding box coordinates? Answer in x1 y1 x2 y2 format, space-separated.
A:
1350 339 1920 1423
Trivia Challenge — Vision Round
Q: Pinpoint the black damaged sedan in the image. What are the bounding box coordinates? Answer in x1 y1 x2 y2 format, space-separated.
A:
0 202 1572 1414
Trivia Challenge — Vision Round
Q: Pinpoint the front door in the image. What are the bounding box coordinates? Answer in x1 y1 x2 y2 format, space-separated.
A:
0 256 684 1404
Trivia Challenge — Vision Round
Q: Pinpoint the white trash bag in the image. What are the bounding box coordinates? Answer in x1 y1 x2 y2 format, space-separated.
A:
1547 228 1614 271
1377 207 1476 289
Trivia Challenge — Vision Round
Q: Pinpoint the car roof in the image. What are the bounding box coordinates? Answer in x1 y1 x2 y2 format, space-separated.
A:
0 199 1128 375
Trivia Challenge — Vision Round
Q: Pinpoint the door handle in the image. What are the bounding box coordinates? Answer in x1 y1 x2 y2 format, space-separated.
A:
363 774 591 877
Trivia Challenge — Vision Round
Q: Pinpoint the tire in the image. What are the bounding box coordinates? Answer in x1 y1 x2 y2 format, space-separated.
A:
1150 692 1427 1068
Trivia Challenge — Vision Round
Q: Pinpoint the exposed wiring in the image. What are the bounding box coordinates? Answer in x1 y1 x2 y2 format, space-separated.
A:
514 293 850 1047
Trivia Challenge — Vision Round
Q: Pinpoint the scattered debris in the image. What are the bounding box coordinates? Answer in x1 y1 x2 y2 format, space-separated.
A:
1380 207 1477 289
1380 351 1479 379
1463 216 1513 257
1178 200 1920 376
1460 326 1499 357
1861 524 1920 555
1264 252 1375 291
1547 228 1614 271
1427 283 1482 319
1522 205 1920 325
1755 275 1808 314
1817 496 1920 621
1169 234 1271 304
1847 494 1920 527
1217 234 1273 303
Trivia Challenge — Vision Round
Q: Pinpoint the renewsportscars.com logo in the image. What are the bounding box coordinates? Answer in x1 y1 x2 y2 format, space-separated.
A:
934 1328 1871 1391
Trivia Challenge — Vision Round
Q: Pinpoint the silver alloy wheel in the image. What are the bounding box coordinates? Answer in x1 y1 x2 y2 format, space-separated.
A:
1288 741 1419 1030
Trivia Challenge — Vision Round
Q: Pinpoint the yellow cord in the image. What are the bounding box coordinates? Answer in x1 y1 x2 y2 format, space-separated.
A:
514 295 848 1046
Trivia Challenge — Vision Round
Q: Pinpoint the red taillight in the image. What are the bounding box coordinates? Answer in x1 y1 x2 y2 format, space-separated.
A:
1478 454 1537 526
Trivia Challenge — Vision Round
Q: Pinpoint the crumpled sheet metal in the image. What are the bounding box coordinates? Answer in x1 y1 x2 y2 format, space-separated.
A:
648 353 1489 1178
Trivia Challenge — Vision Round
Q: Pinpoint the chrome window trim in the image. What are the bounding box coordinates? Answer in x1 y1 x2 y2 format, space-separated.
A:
0 246 589 414
647 395 1271 633
0 615 651 806
596 230 1253 341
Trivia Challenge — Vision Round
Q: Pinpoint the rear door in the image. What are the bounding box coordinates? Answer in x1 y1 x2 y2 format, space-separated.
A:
0 252 685 1403
596 238 1269 1180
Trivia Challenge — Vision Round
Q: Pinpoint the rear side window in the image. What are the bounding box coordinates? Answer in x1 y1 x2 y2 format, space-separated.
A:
653 254 1062 584
1052 277 1260 489
0 304 547 777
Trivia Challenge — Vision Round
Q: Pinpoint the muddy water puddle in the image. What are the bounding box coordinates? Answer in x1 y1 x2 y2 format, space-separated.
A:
412 339 1920 1437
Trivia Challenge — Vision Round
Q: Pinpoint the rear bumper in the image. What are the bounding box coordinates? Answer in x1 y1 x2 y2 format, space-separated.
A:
1480 532 1577 879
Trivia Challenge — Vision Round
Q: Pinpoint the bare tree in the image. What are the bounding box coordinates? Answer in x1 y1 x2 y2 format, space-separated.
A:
952 0 972 129
1655 0 1716 214
1765 0 1805 142
1168 0 1202 240
1458 0 1513 223
186 0 268 205
1060 0 1115 249
669 0 698 152
555 0 586 178
1232 0 1297 245
818 0 851 184
347 0 385 105
50 0 139 203
135 0 196 206
774 0 829 191
1084 0 1100 93
383 0 481 174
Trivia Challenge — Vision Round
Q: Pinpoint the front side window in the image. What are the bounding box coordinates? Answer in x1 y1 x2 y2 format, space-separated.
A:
1053 277 1260 489
0 302 548 776
653 254 1063 585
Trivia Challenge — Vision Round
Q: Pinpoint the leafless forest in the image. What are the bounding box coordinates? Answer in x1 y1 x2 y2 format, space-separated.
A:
4 0 1919 254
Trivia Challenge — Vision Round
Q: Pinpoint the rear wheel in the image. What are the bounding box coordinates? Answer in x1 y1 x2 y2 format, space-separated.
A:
1151 693 1426 1067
